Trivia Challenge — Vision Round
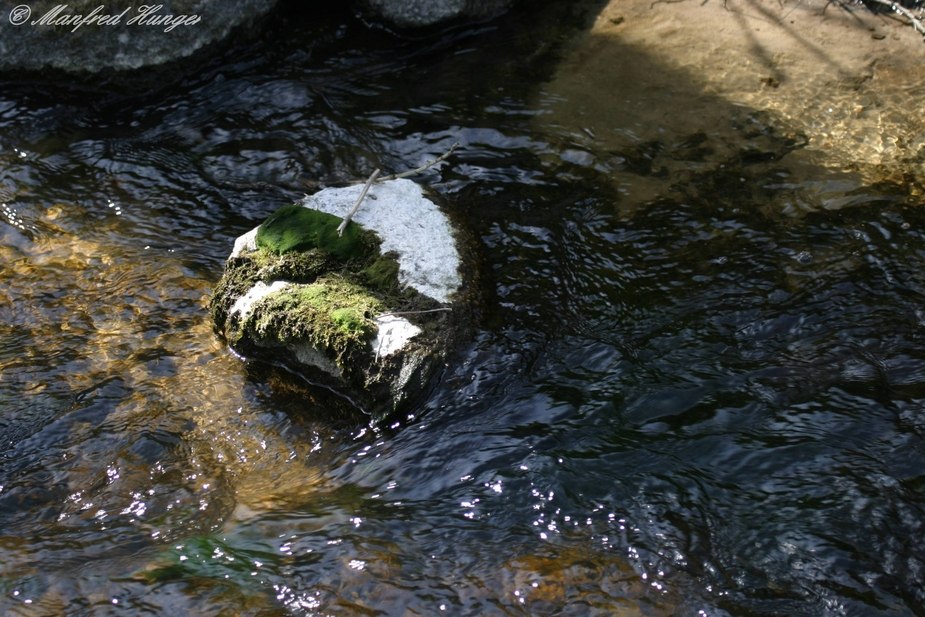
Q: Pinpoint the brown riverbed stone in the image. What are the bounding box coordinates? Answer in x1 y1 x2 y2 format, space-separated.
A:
541 0 925 203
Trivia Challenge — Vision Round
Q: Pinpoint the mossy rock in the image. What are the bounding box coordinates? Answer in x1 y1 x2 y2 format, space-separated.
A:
212 177 474 419
210 198 462 420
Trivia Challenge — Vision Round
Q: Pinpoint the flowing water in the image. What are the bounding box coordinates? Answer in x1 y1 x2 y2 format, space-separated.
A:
2 2 924 615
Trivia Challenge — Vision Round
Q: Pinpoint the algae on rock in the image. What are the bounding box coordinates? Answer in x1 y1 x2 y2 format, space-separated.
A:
250 275 384 370
256 204 374 261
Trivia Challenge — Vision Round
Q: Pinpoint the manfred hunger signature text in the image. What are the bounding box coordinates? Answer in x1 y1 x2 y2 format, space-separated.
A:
9 4 201 33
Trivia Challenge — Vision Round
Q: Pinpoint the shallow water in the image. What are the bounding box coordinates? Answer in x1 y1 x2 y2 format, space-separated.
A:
1 3 924 615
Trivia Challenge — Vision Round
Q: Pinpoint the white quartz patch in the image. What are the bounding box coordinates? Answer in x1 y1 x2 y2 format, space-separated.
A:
230 227 258 259
229 280 290 320
372 314 422 358
292 342 342 378
301 178 461 303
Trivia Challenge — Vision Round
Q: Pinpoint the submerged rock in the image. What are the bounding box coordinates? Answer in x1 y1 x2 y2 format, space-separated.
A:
211 179 465 418
0 0 277 73
357 0 513 28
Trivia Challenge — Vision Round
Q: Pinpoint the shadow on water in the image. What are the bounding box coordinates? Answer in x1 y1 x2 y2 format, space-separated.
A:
1 0 925 615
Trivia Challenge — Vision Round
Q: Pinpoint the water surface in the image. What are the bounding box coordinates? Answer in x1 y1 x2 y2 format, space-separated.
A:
1 3 924 615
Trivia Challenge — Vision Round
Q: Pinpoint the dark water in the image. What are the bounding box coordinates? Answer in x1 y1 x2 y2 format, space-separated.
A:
2 2 925 615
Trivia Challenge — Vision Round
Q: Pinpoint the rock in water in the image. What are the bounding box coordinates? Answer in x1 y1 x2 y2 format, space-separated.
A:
211 179 465 419
357 0 513 28
0 1 277 73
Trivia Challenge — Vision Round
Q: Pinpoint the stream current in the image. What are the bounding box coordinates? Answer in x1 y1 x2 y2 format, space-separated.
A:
1 2 924 615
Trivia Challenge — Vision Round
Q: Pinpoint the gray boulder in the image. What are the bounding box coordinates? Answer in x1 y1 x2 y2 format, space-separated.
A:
210 179 467 419
0 0 277 73
357 0 514 27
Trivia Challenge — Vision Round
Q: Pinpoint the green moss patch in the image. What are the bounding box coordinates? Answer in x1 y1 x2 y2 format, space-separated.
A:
249 275 385 369
256 204 376 261
259 248 331 284
209 248 332 331
361 252 401 293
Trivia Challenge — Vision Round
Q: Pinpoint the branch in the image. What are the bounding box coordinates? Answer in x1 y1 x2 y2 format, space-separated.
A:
378 142 461 181
336 168 380 236
335 142 461 236
378 307 453 317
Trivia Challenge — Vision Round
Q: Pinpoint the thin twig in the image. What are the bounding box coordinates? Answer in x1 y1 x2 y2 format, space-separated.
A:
335 142 461 235
337 168 380 236
864 0 925 36
378 142 461 181
378 307 453 317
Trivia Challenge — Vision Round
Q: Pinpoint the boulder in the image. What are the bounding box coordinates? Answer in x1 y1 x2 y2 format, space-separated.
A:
0 1 277 73
357 0 514 28
210 179 465 418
